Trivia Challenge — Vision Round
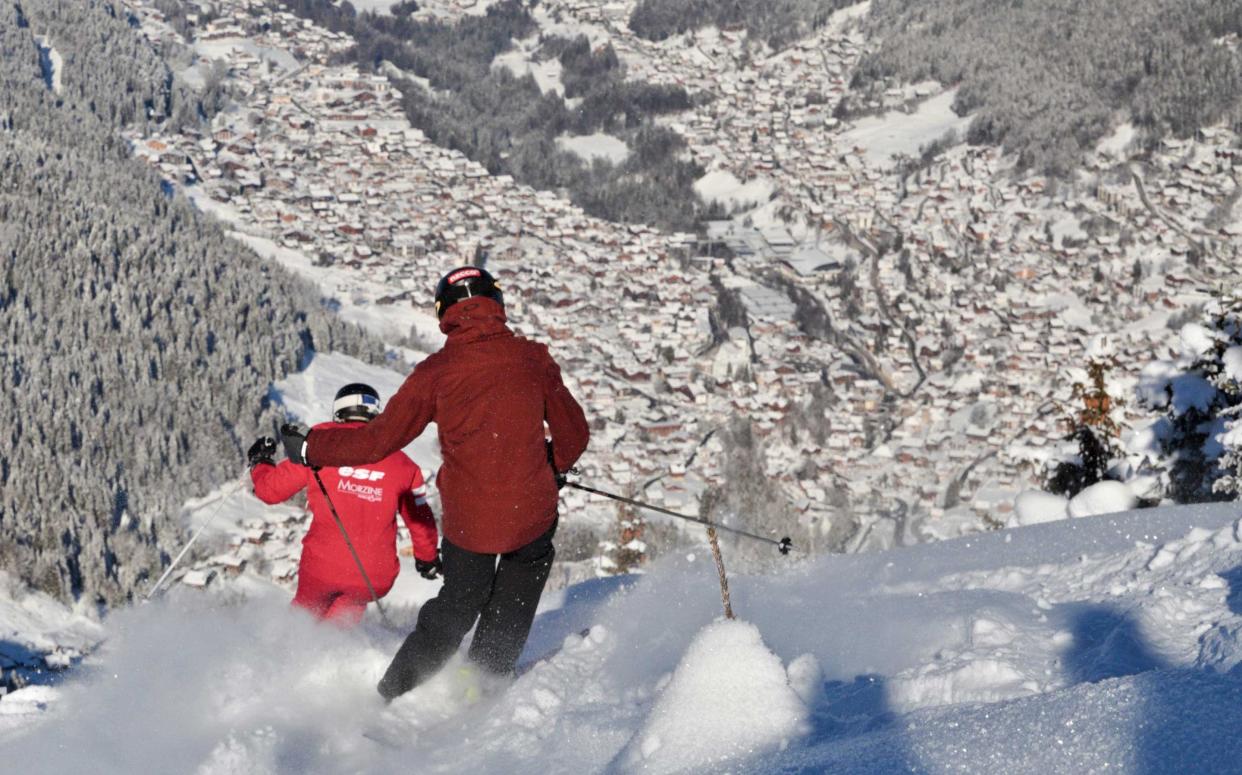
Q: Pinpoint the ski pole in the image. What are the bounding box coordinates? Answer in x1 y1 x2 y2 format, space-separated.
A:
311 469 395 628
565 481 794 555
146 473 248 600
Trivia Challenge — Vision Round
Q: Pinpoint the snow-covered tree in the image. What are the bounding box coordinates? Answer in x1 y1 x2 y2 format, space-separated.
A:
1134 291 1242 503
1209 297 1242 497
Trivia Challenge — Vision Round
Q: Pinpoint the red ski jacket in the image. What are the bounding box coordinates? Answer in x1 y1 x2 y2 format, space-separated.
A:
305 297 590 554
252 421 438 590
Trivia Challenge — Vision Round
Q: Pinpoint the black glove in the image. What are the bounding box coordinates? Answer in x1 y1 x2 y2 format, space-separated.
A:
247 436 277 468
415 552 442 580
280 423 311 466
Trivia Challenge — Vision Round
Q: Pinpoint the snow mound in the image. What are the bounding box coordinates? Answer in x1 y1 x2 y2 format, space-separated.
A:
888 657 1034 711
1067 481 1138 519
1179 322 1217 358
0 685 57 737
617 619 809 773
1010 490 1068 527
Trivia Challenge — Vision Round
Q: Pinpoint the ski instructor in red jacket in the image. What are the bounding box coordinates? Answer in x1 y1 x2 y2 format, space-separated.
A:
281 266 589 700
249 383 441 626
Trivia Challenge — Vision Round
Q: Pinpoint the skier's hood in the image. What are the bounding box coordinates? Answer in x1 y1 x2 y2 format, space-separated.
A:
438 296 510 342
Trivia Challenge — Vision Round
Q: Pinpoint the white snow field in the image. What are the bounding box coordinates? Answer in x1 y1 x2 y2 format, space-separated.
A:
556 132 630 164
493 45 565 96
9 503 1242 773
694 169 776 211
842 90 973 169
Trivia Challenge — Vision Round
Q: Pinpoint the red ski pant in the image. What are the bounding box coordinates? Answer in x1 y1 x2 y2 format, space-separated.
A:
292 565 392 626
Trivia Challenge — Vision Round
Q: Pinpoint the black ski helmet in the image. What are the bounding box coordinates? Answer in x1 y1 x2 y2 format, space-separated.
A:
333 383 381 422
434 266 503 319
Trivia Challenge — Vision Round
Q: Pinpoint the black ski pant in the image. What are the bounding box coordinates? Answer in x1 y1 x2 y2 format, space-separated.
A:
377 520 557 701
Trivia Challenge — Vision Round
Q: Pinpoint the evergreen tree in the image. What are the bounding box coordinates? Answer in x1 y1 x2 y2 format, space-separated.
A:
1046 359 1124 497
1205 293 1242 499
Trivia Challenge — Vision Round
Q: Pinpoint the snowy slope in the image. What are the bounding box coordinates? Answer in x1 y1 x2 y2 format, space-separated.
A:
0 573 103 740
8 501 1242 772
230 230 445 354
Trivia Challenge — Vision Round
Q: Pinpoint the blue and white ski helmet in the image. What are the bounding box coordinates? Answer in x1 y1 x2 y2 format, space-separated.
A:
333 383 381 422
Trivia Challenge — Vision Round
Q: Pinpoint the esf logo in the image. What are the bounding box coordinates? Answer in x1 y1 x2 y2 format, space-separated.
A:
338 466 386 482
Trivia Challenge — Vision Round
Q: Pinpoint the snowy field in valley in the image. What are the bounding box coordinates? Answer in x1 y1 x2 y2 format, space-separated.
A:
695 170 776 212
556 133 630 164
842 90 974 169
345 0 403 13
7 501 1242 772
192 37 300 73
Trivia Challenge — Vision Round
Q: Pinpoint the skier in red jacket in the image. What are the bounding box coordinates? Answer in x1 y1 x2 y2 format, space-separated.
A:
248 383 441 626
281 267 589 699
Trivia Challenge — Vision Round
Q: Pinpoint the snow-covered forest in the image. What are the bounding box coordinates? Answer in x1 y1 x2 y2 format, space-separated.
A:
0 0 380 606
850 0 1242 176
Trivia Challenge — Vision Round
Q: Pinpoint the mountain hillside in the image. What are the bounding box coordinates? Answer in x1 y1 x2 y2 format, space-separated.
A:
852 0 1242 175
0 0 382 607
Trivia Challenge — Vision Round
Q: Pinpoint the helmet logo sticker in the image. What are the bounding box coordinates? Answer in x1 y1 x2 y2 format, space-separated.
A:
447 267 482 285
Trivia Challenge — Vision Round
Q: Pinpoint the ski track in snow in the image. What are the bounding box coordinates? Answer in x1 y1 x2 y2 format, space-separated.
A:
9 504 1242 772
